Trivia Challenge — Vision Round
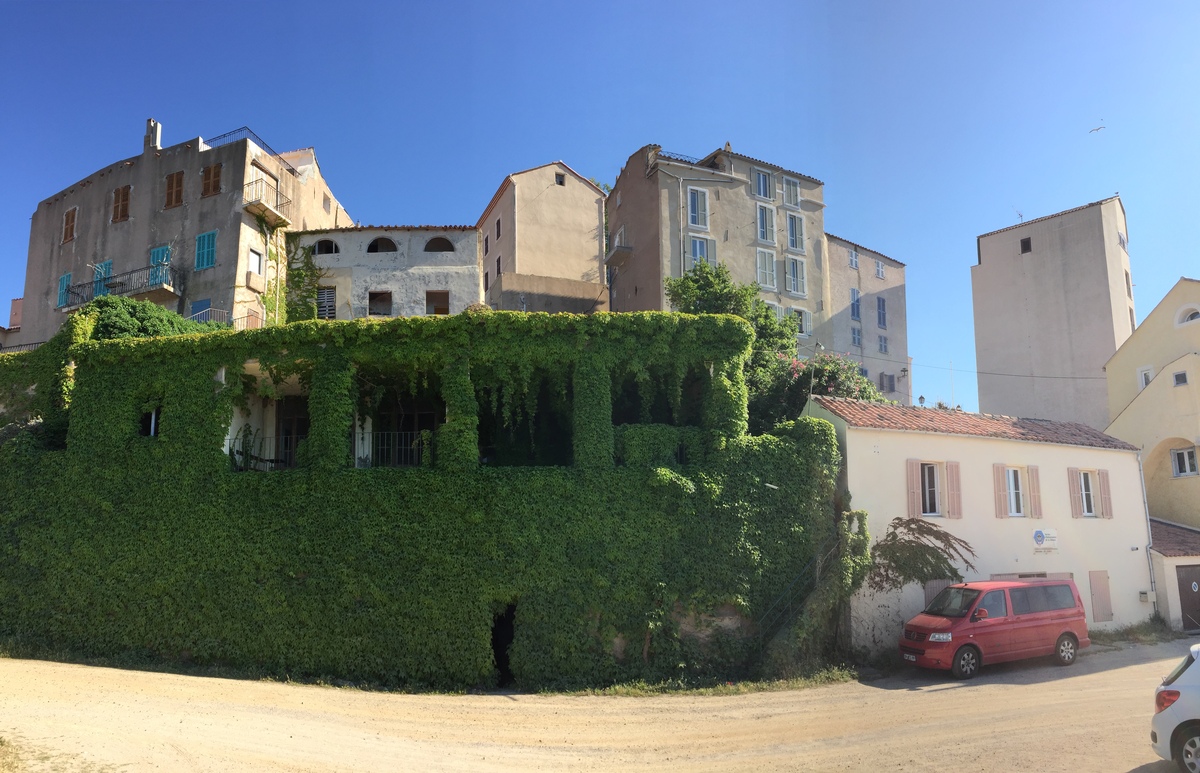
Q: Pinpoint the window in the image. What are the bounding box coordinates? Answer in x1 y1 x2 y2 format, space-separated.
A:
150 245 171 285
1079 470 1095 517
314 239 340 254
367 237 397 253
1125 270 1132 299
766 302 783 321
57 272 72 308
688 187 708 229
484 271 489 292
783 177 801 207
555 173 565 186
689 237 715 269
62 208 77 243
859 366 868 378
1138 367 1153 390
787 258 806 295
92 260 113 298
879 372 896 394
875 259 885 279
754 169 773 199
614 227 626 248
426 290 450 315
1019 236 1032 254
787 213 805 252
756 249 776 288
316 287 336 319
496 256 502 276
190 299 211 321
139 406 162 438
848 249 858 269
484 235 489 255
323 194 331 214
1174 447 1198 477
921 462 940 516
1130 308 1136 333
851 327 861 347
194 230 217 270
977 590 1007 619
496 218 501 238
878 335 889 354
1006 467 1024 516
164 171 183 209
850 289 861 321
792 308 812 337
112 185 130 223
757 205 775 243
1118 231 1128 251
368 291 393 316
877 297 887 328
201 164 222 197
1175 371 1189 387
424 237 454 252
249 249 263 275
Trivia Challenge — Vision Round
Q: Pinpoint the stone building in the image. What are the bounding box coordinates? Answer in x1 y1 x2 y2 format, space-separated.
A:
2 119 350 348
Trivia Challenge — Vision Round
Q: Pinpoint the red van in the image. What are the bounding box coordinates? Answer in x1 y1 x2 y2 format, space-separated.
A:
898 579 1090 679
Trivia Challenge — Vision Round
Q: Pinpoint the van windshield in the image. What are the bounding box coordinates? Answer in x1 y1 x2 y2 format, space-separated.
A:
924 587 982 618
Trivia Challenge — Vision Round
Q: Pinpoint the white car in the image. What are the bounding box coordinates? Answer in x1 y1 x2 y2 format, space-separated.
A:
1153 642 1200 771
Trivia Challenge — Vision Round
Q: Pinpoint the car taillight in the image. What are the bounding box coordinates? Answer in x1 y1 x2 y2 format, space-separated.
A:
1157 690 1181 714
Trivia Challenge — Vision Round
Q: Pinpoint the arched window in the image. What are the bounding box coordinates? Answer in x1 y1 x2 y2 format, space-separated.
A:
313 239 340 255
424 237 454 252
367 238 398 253
1177 306 1200 326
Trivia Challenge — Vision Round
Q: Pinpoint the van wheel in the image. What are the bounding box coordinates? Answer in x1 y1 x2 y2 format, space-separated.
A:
1054 634 1077 666
1174 724 1200 772
950 646 980 679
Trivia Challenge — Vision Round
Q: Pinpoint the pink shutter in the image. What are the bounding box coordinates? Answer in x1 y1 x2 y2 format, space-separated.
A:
906 459 921 518
993 463 1008 519
1098 469 1114 519
1027 465 1042 519
1067 467 1083 518
946 461 962 519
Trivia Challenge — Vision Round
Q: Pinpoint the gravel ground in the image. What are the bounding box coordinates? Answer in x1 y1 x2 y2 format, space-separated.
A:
0 640 1190 772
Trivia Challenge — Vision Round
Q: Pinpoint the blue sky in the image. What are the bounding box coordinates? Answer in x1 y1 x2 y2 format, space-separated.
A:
2 0 1196 410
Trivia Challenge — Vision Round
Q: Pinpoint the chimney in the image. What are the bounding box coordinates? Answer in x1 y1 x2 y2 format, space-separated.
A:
9 298 22 330
144 118 161 152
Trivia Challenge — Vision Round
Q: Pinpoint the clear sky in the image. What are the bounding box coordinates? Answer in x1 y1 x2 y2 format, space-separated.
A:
2 0 1197 410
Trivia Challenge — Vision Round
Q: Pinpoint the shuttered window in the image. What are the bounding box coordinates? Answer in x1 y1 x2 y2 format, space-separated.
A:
757 205 775 243
92 260 113 298
945 461 962 519
316 287 336 319
201 164 222 197
150 245 171 286
57 273 72 308
756 250 776 288
112 185 130 223
165 171 184 209
62 208 76 243
194 230 217 270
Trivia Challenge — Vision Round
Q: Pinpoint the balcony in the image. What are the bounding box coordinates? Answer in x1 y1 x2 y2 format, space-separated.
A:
62 264 181 310
242 179 292 228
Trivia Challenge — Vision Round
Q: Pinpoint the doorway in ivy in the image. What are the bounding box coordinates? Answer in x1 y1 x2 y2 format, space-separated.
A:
491 602 517 688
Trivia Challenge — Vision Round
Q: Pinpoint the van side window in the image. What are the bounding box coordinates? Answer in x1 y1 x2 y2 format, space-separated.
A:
977 590 1007 618
1045 584 1076 610
1010 588 1031 615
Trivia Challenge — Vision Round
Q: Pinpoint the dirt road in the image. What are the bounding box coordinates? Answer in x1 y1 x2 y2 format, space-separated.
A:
0 641 1187 772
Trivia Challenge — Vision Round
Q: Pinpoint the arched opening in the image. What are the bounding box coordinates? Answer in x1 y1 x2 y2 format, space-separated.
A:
313 239 340 255
367 238 397 253
424 237 454 252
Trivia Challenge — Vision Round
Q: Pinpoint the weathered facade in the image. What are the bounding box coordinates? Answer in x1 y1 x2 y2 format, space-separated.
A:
477 162 607 313
972 196 1135 430
4 120 351 347
295 226 481 321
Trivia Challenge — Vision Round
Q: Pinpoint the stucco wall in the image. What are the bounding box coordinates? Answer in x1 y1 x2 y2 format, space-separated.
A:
490 273 607 314
605 147 665 312
511 164 605 284
299 228 480 319
807 404 1155 652
973 198 1134 429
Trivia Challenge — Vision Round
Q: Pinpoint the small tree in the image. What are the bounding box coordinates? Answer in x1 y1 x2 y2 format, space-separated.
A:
747 351 884 434
867 517 978 593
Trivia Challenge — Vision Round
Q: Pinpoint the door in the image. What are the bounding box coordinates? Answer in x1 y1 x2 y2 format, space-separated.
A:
968 589 1013 661
1176 566 1200 632
1088 570 1114 624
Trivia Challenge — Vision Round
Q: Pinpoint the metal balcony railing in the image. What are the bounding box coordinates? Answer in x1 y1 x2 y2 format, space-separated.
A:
0 341 44 354
243 179 292 222
62 264 181 308
364 431 428 468
205 127 298 177
186 308 229 325
230 434 306 472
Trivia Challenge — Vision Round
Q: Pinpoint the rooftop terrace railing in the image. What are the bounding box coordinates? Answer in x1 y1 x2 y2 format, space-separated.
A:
205 127 298 177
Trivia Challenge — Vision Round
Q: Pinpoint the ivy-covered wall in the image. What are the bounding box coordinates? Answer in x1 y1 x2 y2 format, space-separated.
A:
0 309 864 688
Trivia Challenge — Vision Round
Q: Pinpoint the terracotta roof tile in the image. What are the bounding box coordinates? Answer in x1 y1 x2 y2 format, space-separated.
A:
297 225 476 235
1151 519 1200 558
825 233 906 267
811 396 1137 451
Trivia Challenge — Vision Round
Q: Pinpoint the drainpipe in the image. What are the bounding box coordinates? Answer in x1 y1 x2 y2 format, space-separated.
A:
1138 449 1158 614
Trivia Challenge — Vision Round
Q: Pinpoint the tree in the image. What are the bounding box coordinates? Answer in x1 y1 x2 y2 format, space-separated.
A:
747 351 884 434
867 517 978 593
86 296 224 340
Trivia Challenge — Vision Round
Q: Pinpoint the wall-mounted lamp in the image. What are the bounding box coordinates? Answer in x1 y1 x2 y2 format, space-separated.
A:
918 395 926 406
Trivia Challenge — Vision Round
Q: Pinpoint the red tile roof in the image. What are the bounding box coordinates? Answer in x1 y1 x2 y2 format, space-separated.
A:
297 225 476 235
810 396 1137 451
1151 519 1200 557
976 196 1120 240
825 233 906 267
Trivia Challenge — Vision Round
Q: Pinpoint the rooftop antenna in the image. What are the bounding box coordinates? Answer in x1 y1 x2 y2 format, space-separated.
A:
1013 207 1023 222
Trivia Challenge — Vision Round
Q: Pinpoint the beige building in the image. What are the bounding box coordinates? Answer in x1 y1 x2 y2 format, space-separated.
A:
605 145 909 402
1105 277 1200 529
825 234 911 404
2 119 350 348
805 396 1155 651
295 226 480 321
477 162 608 314
972 196 1135 430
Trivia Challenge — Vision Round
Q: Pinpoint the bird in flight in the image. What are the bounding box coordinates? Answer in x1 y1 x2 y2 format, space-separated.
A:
1090 120 1105 133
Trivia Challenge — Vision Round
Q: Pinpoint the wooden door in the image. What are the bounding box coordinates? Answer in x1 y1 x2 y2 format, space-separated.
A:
1177 566 1200 632
1088 570 1114 623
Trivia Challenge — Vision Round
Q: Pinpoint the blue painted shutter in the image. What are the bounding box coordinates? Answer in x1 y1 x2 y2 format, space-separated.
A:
93 261 113 297
195 231 216 270
150 245 171 285
57 273 72 307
